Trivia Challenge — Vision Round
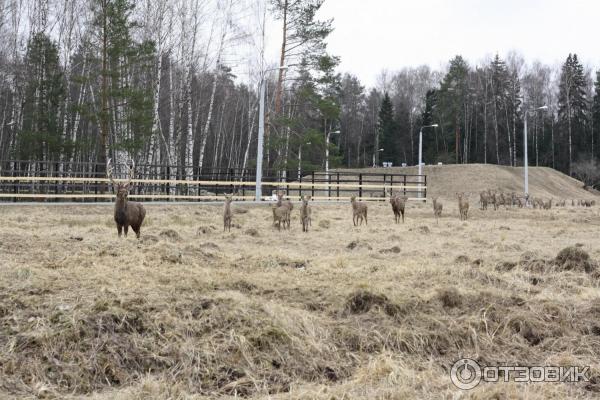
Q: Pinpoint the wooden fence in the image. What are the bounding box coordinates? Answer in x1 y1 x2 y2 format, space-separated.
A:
0 160 427 202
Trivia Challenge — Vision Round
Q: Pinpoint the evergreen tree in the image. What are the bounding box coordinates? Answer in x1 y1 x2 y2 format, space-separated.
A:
506 68 522 166
558 53 588 174
593 71 600 159
91 0 155 168
490 54 510 164
421 89 438 162
437 55 470 163
19 33 65 162
378 92 396 165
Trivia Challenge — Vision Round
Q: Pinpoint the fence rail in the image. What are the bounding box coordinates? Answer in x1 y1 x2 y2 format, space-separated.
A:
0 160 427 202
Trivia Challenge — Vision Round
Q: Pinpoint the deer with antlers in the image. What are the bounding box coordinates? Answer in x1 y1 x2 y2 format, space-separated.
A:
107 158 146 239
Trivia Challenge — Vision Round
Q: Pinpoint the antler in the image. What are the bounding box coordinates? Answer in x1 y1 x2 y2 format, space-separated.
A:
106 158 115 185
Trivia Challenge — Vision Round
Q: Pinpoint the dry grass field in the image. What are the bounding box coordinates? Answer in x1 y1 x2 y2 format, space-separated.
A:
1 197 600 399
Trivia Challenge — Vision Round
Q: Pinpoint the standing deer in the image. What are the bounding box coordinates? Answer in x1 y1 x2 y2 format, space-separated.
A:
387 189 407 223
457 192 469 221
350 195 368 226
276 191 293 229
300 195 312 232
108 159 146 239
223 195 233 232
432 197 443 224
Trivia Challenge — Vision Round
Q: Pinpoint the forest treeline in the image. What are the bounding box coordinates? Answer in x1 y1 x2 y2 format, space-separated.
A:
0 0 599 183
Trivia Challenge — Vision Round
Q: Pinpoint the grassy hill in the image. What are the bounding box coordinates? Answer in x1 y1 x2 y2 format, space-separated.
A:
332 164 595 201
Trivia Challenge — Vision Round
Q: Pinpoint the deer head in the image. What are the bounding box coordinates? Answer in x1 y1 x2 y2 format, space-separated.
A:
108 158 135 203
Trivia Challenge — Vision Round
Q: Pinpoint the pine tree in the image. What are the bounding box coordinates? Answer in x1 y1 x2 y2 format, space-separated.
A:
19 33 65 162
437 55 470 163
92 0 155 171
421 89 438 162
592 71 600 160
378 93 396 165
489 54 511 164
558 53 588 174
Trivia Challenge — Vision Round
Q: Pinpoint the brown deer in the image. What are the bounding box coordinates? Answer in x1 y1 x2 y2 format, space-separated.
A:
387 189 407 223
276 191 294 229
350 195 368 226
300 195 312 232
457 192 469 221
432 197 443 224
272 204 289 231
223 195 233 232
108 159 146 239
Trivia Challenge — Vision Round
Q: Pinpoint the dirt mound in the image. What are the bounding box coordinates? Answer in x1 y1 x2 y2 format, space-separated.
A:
554 246 596 273
343 290 401 317
318 220 331 229
159 229 181 241
436 287 463 308
500 247 598 275
379 246 401 254
346 240 372 251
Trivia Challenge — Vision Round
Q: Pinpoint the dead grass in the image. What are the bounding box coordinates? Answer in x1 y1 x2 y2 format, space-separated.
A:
1 200 600 399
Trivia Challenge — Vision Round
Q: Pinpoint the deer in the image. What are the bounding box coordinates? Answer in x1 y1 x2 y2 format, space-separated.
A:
223 195 233 232
108 158 146 239
457 192 470 221
387 189 407 223
276 191 293 229
432 197 443 224
272 204 289 231
350 195 368 226
300 195 312 232
479 191 489 210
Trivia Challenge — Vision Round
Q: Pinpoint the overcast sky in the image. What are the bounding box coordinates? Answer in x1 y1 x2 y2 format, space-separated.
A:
266 0 599 88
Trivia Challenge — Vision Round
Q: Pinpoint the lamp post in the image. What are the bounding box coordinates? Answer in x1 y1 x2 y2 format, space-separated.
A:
523 105 547 202
418 124 438 198
298 141 311 180
372 148 384 167
255 65 288 201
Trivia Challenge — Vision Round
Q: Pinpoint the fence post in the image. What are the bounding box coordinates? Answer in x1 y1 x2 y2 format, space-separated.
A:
299 172 302 199
336 172 340 199
424 175 427 199
383 173 387 197
390 175 393 197
311 171 315 198
359 173 363 199
286 170 290 198
403 175 407 196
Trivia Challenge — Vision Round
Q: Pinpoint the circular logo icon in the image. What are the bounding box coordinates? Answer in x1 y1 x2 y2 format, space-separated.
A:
450 358 482 390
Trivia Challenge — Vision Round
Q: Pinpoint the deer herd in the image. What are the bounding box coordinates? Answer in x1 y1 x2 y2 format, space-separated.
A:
105 163 596 238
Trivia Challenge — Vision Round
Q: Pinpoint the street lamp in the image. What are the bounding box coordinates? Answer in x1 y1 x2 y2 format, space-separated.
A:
372 148 384 167
418 124 438 198
298 141 312 180
523 105 547 202
256 65 288 201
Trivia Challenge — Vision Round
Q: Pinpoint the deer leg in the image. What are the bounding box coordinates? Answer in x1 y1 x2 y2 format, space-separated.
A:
117 225 123 237
124 225 129 237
